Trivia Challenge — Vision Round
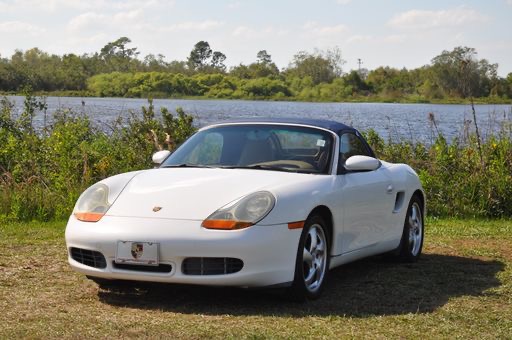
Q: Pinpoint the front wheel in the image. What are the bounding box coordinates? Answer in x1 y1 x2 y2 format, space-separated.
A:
398 195 424 262
288 215 330 301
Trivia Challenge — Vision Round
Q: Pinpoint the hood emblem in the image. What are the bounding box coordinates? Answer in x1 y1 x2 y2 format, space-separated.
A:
152 206 162 212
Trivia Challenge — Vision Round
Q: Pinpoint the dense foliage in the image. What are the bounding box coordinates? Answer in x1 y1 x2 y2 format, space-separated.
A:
1 38 511 102
1 94 511 221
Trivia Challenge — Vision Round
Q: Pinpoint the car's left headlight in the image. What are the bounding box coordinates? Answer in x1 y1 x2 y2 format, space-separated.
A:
202 191 275 230
73 183 112 222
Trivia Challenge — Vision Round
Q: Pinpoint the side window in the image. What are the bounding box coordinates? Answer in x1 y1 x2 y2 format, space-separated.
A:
339 132 370 167
186 132 223 164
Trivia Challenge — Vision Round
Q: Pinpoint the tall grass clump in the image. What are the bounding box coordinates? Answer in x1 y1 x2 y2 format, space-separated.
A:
0 94 195 221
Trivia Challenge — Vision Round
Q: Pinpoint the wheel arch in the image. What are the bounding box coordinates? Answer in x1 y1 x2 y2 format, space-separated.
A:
308 205 333 252
412 189 426 217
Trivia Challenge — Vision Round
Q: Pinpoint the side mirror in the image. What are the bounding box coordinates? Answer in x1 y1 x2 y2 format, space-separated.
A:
152 150 171 165
344 155 380 172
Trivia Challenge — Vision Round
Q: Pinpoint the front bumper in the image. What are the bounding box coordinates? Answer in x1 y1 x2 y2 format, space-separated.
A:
65 215 301 287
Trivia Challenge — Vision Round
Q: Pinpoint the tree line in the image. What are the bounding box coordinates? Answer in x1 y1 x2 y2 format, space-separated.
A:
1 37 511 102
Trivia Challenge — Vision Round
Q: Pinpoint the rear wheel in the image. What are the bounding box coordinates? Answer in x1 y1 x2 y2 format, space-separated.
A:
398 195 424 262
288 215 330 301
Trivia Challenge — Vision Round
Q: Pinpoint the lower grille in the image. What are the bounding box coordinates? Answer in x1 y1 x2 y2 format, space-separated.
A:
70 247 107 269
182 257 244 275
112 262 173 273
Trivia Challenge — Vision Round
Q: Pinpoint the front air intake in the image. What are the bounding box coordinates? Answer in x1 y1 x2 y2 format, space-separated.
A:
70 247 107 269
182 257 244 275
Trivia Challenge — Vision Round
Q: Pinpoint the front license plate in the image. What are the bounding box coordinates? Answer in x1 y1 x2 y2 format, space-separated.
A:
115 241 159 266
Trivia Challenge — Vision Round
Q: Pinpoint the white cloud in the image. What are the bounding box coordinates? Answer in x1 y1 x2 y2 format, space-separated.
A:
0 0 172 12
507 0 512 5
336 0 351 4
0 21 45 35
232 25 252 37
383 34 407 44
232 25 287 39
67 12 106 31
227 1 241 9
303 21 348 36
347 35 373 44
388 7 488 30
67 10 145 31
160 20 224 32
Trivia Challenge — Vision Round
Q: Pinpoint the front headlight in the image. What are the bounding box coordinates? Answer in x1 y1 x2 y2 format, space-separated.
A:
73 183 111 222
202 191 275 230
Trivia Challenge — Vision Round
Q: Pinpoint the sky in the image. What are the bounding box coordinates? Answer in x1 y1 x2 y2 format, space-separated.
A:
1 0 511 76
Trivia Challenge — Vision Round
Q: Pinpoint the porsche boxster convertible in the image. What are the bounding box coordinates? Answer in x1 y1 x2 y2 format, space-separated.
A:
65 118 425 300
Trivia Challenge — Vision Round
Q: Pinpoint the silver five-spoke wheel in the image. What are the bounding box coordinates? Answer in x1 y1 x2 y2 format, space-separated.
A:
290 214 330 300
399 195 424 262
303 224 327 293
408 202 423 257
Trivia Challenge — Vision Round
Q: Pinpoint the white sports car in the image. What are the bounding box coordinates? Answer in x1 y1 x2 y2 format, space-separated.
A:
65 118 425 300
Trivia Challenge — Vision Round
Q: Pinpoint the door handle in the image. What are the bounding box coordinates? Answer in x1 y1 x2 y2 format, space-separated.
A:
386 184 393 194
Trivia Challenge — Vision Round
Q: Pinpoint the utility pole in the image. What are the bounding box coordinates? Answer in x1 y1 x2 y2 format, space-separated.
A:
357 58 363 72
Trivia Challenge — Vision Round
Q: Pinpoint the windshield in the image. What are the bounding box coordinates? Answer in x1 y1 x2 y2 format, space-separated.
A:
161 124 334 174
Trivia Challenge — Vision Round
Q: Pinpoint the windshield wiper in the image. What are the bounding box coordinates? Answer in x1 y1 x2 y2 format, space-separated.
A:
219 164 309 173
161 163 214 169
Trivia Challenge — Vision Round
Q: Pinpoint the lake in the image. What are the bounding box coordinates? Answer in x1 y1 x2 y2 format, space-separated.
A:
6 96 511 143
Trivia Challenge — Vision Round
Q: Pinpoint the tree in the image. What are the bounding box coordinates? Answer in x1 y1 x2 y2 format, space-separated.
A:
99 37 140 72
143 54 168 72
430 46 498 98
187 41 213 71
286 51 335 85
61 54 88 90
100 37 139 60
256 50 272 64
342 70 368 93
229 64 252 79
324 46 345 77
211 51 227 71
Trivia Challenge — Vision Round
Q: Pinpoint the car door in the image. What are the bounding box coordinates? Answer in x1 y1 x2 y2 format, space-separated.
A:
333 132 395 255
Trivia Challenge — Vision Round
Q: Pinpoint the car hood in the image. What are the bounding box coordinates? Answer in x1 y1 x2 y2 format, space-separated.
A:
106 168 318 220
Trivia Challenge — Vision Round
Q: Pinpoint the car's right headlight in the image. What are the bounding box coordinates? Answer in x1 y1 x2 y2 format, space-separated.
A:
73 183 111 222
202 191 276 230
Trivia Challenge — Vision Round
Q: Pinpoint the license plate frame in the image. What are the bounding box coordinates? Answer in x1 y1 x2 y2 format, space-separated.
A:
115 241 159 266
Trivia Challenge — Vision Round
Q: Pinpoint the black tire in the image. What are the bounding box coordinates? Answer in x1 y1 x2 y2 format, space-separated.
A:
288 215 330 301
397 195 424 262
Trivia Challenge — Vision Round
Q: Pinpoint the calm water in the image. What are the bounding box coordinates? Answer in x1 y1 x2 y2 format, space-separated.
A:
7 96 511 143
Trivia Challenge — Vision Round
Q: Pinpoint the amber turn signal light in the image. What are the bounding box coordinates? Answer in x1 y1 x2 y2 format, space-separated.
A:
202 220 253 230
74 212 105 222
287 221 305 229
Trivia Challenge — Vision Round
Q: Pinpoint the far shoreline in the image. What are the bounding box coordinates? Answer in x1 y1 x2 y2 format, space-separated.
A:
2 91 511 106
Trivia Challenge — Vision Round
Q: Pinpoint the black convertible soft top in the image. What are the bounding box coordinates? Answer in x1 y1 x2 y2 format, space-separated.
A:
216 118 357 134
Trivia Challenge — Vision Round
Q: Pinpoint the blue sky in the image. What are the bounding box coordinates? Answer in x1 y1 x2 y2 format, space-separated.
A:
1 0 511 75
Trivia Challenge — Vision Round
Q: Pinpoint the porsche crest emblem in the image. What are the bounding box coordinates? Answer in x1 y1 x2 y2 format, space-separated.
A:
152 206 162 212
131 243 143 259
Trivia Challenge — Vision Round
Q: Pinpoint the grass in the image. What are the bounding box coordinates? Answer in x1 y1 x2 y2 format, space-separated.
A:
1 218 511 338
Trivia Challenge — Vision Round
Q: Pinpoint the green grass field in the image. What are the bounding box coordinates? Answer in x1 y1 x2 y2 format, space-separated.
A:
1 219 511 338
